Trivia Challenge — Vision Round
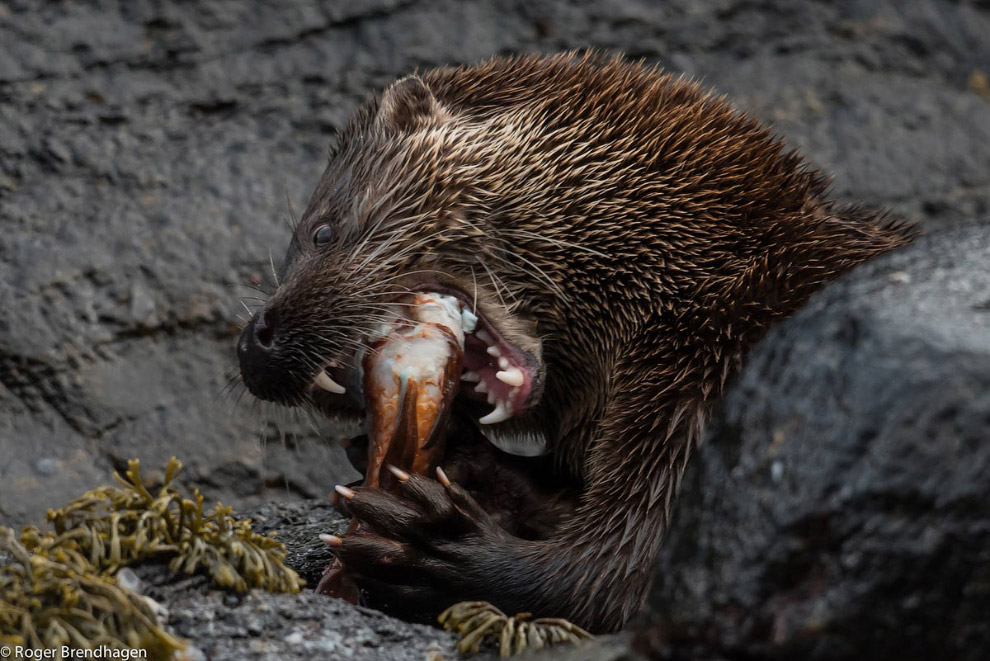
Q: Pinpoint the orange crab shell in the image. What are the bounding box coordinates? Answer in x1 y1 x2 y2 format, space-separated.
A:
362 320 463 491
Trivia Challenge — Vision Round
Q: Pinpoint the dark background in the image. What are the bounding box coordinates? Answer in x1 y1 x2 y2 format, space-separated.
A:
1 0 989 527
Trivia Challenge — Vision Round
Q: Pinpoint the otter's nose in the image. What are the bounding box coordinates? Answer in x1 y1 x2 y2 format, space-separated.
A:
238 308 278 370
253 308 277 349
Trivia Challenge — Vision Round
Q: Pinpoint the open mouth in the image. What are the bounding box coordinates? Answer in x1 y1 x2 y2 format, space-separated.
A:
308 288 539 423
306 288 542 487
453 309 536 425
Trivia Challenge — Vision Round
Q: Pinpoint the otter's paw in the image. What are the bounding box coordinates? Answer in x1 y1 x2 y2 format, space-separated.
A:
322 467 508 616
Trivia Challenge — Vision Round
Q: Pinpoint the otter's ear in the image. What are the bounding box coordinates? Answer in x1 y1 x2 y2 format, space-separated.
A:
376 75 441 132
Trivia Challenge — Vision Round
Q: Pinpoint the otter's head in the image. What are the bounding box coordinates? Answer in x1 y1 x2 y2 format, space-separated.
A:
237 75 546 433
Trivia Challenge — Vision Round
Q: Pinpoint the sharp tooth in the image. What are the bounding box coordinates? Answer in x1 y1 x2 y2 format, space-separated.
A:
312 370 346 394
475 381 488 394
479 402 511 425
476 330 494 344
498 357 509 370
461 371 481 382
495 367 525 387
486 345 501 357
487 391 496 404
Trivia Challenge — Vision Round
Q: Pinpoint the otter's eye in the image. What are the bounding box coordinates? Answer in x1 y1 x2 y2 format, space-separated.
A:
312 224 333 247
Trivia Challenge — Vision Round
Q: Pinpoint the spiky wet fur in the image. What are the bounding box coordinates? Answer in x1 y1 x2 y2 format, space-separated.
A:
254 52 916 631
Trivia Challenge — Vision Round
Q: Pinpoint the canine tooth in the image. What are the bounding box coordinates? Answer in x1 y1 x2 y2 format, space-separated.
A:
479 402 511 425
461 371 481 382
476 330 494 344
486 345 501 357
487 391 496 404
313 370 346 394
495 367 525 387
498 357 510 370
475 381 488 394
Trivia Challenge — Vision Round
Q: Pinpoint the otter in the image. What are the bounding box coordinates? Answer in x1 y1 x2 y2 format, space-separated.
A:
237 52 916 633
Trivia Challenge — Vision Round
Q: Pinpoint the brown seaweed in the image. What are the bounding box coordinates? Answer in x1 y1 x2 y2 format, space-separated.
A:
439 600 593 657
1 457 303 659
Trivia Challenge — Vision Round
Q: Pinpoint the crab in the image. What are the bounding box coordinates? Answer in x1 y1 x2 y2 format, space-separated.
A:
316 292 469 600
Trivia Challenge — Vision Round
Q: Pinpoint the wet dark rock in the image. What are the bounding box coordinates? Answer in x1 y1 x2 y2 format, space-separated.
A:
640 223 990 660
247 498 346 588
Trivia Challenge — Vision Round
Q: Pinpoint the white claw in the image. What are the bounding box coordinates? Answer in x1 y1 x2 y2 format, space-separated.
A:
475 381 488 394
479 402 512 425
461 371 481 382
486 345 501 357
312 370 346 394
495 367 525 387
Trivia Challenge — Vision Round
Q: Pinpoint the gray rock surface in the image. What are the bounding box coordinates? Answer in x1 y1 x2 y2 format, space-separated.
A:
2 0 990 528
163 590 460 661
641 223 990 660
527 635 648 661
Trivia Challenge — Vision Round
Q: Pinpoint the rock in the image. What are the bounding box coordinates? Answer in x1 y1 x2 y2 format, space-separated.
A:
640 223 990 660
246 498 346 588
527 635 648 660
157 585 472 661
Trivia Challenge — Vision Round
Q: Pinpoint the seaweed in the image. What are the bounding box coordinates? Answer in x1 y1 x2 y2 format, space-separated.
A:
0 457 303 658
0 528 184 658
439 601 593 657
29 457 302 593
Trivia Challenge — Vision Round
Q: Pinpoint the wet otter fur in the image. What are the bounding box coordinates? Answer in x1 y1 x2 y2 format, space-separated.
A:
237 52 916 632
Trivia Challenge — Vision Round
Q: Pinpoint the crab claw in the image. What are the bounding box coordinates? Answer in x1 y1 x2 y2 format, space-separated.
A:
364 328 463 492
317 293 466 601
315 556 360 603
